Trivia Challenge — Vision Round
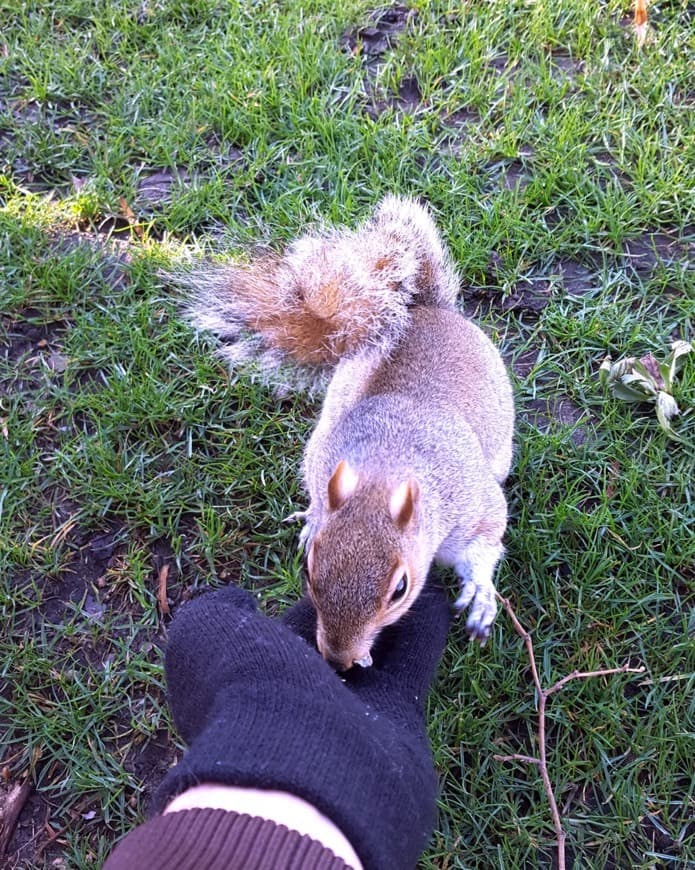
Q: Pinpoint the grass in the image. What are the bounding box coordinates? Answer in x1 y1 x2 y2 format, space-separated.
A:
1 0 693 867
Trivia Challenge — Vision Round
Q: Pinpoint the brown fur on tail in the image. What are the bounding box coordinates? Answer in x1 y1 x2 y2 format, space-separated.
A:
178 196 460 389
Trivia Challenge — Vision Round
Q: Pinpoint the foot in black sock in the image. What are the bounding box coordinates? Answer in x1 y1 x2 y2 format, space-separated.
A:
155 573 451 869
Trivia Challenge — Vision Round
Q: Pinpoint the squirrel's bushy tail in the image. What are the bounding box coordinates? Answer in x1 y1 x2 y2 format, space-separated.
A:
178 195 460 391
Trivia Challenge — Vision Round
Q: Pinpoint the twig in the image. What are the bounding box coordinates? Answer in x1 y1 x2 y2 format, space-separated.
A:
638 672 693 686
493 753 541 766
157 563 170 616
0 779 33 858
493 593 645 870
546 666 642 698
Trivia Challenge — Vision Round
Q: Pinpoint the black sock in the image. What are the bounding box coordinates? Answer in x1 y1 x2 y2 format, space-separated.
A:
154 575 450 870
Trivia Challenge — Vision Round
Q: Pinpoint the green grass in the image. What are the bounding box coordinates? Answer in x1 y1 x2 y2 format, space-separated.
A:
1 0 693 867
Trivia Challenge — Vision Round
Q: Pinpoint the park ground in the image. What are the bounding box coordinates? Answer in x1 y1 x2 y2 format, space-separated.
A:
1 1 693 867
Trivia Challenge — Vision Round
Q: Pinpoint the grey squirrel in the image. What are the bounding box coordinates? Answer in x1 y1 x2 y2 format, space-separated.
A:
181 196 514 670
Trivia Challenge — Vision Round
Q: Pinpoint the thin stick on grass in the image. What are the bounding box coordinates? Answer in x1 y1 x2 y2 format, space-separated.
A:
157 563 171 617
493 593 645 870
0 779 33 858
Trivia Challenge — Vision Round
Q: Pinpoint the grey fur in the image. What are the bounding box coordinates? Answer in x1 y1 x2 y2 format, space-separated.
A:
175 195 514 668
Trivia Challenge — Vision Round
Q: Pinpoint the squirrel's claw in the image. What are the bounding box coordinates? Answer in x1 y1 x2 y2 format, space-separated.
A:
284 510 308 524
455 579 497 646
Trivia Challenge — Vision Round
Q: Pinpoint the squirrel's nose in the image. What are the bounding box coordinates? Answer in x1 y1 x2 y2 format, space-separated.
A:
324 654 351 672
318 639 351 672
319 636 372 671
326 651 373 671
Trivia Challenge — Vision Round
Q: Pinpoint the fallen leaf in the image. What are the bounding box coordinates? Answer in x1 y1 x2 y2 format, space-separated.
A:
157 563 170 616
45 351 69 373
634 0 648 48
599 342 691 441
118 197 143 238
638 353 664 390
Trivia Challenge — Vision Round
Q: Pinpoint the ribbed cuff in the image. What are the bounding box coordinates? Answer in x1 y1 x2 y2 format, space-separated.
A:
103 808 352 870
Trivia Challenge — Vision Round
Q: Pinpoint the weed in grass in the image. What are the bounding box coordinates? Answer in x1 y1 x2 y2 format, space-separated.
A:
599 339 693 440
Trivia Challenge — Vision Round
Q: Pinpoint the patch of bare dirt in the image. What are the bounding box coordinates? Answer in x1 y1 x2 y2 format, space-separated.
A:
1 314 70 370
202 133 247 172
441 108 480 129
123 728 175 804
488 54 514 76
341 3 419 118
438 108 481 158
520 397 591 447
556 260 596 297
394 74 422 113
504 278 553 312
621 231 693 275
341 3 414 67
489 158 532 192
590 151 632 189
135 167 190 212
464 277 553 317
511 348 541 379
364 73 424 119
483 146 535 192
549 52 586 81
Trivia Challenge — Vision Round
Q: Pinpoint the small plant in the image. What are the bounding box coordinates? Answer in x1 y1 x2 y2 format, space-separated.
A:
599 340 692 440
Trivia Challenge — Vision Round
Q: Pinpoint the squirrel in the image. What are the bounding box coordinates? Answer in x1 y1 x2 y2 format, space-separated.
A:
180 195 514 671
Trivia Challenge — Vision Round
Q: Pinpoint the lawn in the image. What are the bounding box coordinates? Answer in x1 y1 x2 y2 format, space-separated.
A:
1 0 693 867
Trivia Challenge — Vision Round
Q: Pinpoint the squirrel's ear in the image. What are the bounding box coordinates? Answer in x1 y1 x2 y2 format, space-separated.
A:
327 460 359 511
390 479 419 529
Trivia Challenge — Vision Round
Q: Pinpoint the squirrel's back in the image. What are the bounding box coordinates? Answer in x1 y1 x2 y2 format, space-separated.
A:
304 306 514 499
364 307 514 481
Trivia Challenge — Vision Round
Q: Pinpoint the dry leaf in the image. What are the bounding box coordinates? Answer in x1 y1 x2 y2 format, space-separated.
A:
634 0 648 48
157 563 170 616
638 352 664 389
118 197 143 238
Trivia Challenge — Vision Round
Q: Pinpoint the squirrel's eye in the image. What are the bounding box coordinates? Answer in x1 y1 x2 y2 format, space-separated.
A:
390 574 408 604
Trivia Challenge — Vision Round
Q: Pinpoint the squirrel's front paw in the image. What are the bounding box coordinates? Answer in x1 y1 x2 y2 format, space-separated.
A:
454 578 497 645
284 510 308 524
